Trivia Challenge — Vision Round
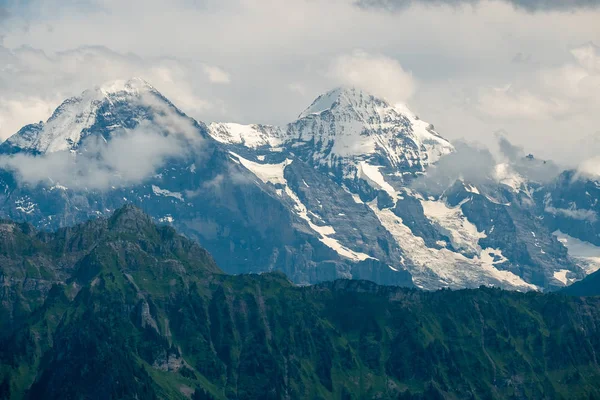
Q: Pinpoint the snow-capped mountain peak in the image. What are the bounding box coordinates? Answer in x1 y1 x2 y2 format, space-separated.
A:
208 87 454 178
97 77 156 96
1 78 166 154
288 87 454 176
297 87 387 119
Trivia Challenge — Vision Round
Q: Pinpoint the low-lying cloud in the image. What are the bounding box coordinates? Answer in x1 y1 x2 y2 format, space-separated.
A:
411 141 497 194
330 50 416 104
0 45 228 141
0 125 191 190
412 135 562 194
0 90 206 191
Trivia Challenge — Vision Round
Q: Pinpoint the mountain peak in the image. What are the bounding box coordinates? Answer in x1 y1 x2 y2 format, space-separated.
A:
1 77 167 154
298 87 387 119
108 203 155 233
96 77 156 97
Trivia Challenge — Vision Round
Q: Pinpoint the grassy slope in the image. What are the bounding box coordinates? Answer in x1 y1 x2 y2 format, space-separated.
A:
1 207 600 399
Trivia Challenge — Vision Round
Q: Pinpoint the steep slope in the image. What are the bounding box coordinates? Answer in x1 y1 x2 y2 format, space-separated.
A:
0 79 412 288
0 79 593 291
208 88 583 291
562 262 600 296
208 87 454 183
2 208 600 399
0 78 176 154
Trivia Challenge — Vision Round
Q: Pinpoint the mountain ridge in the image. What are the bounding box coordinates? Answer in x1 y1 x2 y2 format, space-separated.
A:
0 79 597 291
2 206 600 399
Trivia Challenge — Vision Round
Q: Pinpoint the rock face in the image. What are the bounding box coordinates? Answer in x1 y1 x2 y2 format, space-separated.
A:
0 80 412 289
206 87 588 291
2 207 600 399
0 79 596 291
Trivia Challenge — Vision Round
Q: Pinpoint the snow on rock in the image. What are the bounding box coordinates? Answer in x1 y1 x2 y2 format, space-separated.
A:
208 123 283 148
228 151 371 261
283 185 372 262
554 230 600 274
553 269 571 285
464 184 480 195
5 78 157 154
207 87 454 177
494 163 525 192
158 215 174 223
151 185 184 201
369 201 538 291
230 152 292 185
421 199 485 255
298 89 343 118
358 161 397 199
288 88 455 172
15 197 36 214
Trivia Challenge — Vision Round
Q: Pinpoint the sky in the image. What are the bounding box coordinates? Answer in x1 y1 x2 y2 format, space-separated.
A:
0 0 599 166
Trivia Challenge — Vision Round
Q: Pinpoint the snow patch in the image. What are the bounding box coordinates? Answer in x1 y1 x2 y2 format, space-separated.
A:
358 162 397 200
421 199 485 255
152 185 184 201
283 184 372 262
230 152 292 186
208 123 282 148
553 269 571 285
494 163 524 192
369 202 537 291
554 230 600 274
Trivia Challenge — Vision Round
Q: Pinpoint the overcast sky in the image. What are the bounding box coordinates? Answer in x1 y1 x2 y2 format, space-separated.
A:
0 0 599 166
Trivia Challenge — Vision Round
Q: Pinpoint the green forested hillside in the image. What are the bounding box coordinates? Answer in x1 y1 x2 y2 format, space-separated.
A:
1 206 600 399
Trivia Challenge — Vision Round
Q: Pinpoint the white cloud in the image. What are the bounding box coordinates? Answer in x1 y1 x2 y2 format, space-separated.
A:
476 42 600 121
0 90 206 190
476 86 569 119
202 65 231 84
0 127 184 190
545 206 598 222
0 45 227 140
330 50 416 104
0 0 598 166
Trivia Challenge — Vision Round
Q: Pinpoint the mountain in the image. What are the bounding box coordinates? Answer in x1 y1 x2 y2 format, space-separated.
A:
2 206 600 399
209 87 454 182
0 79 412 289
0 79 596 291
0 78 172 155
207 87 588 291
0 206 600 399
562 267 600 296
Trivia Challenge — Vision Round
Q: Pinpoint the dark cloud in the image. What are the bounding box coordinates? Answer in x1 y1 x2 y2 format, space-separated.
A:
496 132 523 161
355 0 600 12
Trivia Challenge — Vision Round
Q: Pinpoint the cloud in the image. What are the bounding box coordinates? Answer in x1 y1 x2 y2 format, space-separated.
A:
0 127 184 190
545 206 598 222
0 93 206 190
411 140 497 194
202 65 231 84
497 134 523 161
330 50 416 104
476 86 569 120
577 156 600 179
0 45 227 140
0 0 598 168
355 0 600 12
412 135 561 193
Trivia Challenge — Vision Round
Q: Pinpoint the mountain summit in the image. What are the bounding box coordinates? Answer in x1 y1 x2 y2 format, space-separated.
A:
0 79 596 291
209 87 454 180
0 78 176 155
